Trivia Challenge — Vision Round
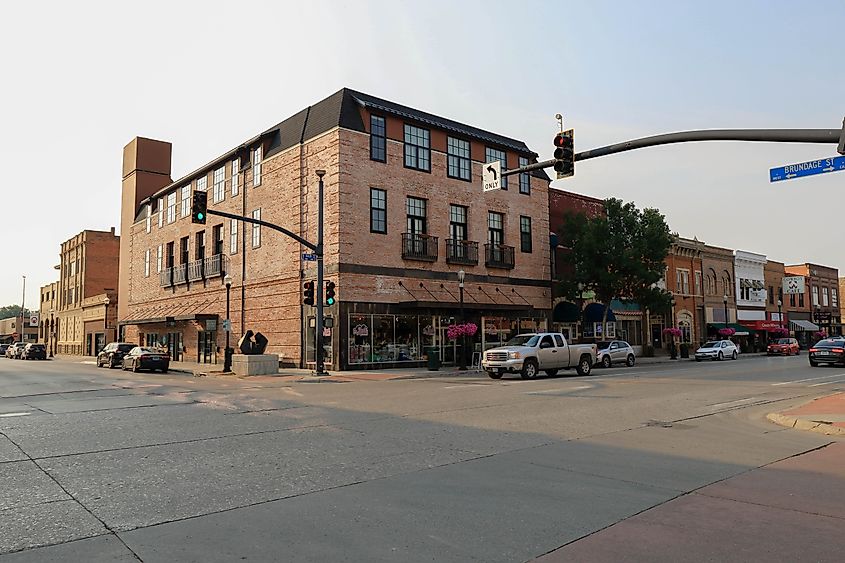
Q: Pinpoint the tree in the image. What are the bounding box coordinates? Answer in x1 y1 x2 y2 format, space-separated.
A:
557 198 673 344
0 305 32 321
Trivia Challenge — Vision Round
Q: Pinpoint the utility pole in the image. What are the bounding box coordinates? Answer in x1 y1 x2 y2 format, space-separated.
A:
314 170 328 376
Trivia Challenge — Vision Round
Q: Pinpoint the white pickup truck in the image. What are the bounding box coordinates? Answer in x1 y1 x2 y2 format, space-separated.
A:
481 333 597 379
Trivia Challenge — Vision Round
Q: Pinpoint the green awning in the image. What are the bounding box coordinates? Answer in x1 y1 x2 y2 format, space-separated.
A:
707 323 750 336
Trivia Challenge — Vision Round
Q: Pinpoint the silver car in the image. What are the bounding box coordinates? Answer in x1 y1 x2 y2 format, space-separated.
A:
5 342 27 359
596 340 636 368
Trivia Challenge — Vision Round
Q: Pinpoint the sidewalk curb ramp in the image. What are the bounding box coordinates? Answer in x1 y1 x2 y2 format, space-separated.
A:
766 412 845 436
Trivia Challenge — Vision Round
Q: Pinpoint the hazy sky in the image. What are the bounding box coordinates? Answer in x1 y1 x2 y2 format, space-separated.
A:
2 0 844 310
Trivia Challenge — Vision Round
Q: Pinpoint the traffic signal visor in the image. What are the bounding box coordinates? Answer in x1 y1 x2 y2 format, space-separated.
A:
303 281 315 306
325 281 336 306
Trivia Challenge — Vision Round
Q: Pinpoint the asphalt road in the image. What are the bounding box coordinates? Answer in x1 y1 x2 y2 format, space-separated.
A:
1 353 843 562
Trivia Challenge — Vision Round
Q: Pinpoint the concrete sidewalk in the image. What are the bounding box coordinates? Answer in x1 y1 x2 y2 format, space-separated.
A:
768 392 845 436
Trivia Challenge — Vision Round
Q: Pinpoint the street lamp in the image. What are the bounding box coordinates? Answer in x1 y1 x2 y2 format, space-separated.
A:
669 293 677 358
777 299 783 329
224 273 233 372
457 269 466 371
103 297 110 340
723 294 729 335
49 308 54 358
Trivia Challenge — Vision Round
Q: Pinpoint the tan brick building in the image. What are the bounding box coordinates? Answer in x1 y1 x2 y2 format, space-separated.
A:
38 281 60 355
665 237 705 347
700 243 742 342
785 263 840 345
56 229 119 355
119 89 552 370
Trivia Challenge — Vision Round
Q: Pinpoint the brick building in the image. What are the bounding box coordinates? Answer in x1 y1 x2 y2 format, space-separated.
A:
38 281 60 355
665 237 705 347
118 89 552 370
784 263 840 345
700 243 742 342
56 229 119 355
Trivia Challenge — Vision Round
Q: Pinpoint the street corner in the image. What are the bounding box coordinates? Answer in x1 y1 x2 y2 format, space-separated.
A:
767 392 845 436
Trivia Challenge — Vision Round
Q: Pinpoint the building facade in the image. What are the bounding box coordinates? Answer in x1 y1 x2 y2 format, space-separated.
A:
665 237 704 347
56 229 120 355
734 250 768 351
119 89 552 370
700 243 743 341
785 263 840 345
39 281 60 355
0 317 38 344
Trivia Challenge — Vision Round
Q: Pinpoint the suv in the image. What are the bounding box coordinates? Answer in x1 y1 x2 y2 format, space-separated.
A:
97 342 138 369
596 340 636 368
22 343 47 360
0 343 9 357
6 342 27 359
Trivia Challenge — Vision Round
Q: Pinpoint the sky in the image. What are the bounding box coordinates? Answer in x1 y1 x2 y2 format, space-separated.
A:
2 0 844 310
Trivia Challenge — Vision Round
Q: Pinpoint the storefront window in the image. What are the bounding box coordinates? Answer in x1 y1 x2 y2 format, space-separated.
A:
395 316 420 361
349 314 371 364
372 315 395 362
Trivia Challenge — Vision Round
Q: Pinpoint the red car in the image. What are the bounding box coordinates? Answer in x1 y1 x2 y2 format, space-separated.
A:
767 337 799 356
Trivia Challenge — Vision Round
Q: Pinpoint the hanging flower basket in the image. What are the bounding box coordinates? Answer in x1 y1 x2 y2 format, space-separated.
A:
447 322 478 340
771 327 789 338
717 327 736 337
662 327 682 338
813 330 828 340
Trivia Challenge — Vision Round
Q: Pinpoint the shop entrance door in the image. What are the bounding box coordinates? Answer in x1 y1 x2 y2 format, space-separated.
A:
197 331 216 364
167 332 182 361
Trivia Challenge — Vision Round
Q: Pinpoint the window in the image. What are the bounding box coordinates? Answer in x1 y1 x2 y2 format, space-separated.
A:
769 286 775 305
212 224 223 256
403 124 430 171
519 156 530 194
695 271 702 296
370 188 387 234
449 204 467 241
447 137 471 180
197 176 207 192
180 237 189 265
230 219 238 254
181 185 191 218
167 192 177 224
799 292 805 307
485 147 508 189
253 146 262 187
231 158 240 197
488 211 504 246
195 231 205 260
144 249 150 277
519 216 532 253
370 115 386 162
166 242 174 268
406 197 427 235
833 288 838 308
723 272 732 297
252 209 261 247
157 198 164 227
812 286 819 306
156 244 163 273
823 286 829 306
213 166 225 203
790 293 796 307
676 269 690 295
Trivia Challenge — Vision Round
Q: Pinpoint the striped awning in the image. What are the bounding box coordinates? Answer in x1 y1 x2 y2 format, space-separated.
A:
790 319 819 331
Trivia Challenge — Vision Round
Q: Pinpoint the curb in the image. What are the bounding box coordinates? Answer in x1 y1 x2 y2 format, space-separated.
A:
766 412 845 436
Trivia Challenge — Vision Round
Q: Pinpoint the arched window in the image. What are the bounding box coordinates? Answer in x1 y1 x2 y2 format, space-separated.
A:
708 268 717 296
677 311 693 343
722 271 732 297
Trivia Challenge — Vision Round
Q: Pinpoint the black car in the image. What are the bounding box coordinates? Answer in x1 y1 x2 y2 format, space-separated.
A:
121 347 171 373
809 339 845 367
0 344 9 356
22 343 47 360
97 342 137 369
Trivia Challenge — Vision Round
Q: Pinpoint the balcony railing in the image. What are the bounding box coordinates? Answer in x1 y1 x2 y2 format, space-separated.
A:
172 263 188 285
485 243 515 269
159 268 174 287
187 258 205 282
445 239 479 265
205 254 228 277
402 233 438 262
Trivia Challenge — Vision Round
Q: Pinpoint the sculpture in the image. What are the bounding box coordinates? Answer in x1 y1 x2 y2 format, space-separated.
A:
237 330 268 355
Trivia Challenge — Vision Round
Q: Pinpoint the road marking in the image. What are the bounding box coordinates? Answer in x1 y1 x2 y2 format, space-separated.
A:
772 373 845 386
0 412 31 417
810 377 845 387
443 384 487 389
707 397 758 409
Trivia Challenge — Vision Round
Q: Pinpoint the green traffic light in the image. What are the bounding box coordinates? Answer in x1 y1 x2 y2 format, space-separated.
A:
326 297 335 306
197 213 204 220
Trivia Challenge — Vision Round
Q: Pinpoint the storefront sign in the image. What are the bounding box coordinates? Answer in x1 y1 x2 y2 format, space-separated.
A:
783 276 805 294
740 320 784 331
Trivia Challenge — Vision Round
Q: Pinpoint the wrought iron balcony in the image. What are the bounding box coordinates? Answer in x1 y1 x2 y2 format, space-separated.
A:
445 239 479 265
159 268 174 287
172 264 188 285
187 258 205 282
485 243 515 269
205 254 228 277
402 233 438 262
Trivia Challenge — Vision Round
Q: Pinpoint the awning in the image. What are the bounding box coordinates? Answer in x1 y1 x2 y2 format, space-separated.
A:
707 323 751 336
790 319 819 331
553 301 580 323
583 303 616 324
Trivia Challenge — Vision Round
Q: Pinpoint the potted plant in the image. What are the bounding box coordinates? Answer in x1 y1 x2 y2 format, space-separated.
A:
662 327 682 359
771 327 789 339
446 322 478 368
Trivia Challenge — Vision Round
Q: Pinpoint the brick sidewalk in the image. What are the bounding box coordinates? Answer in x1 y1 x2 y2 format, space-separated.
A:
767 392 845 435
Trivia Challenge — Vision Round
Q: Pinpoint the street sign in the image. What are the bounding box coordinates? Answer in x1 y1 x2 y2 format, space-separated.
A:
770 155 845 182
813 311 832 322
302 253 317 261
29 314 39 327
782 276 805 294
482 161 501 192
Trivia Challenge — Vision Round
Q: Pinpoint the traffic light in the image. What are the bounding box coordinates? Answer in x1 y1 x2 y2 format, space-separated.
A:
191 191 207 224
325 281 336 306
554 129 575 179
303 281 315 306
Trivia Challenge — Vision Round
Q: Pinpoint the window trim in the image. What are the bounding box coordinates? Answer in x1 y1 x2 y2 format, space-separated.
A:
251 209 261 248
180 185 191 218
519 215 532 253
518 156 530 195
231 158 240 197
370 114 387 163
230 219 239 255
253 146 262 187
370 188 387 234
403 123 431 173
446 136 472 182
213 166 225 203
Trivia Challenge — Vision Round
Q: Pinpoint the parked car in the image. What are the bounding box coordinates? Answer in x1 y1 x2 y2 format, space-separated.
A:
97 342 138 368
767 337 799 356
694 340 739 361
809 338 845 367
121 347 171 373
482 333 597 379
6 342 27 359
21 343 47 360
0 343 9 356
596 340 636 368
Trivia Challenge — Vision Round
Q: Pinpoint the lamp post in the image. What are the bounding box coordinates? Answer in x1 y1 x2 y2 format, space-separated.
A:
49 308 54 357
103 297 110 351
457 269 466 371
224 273 233 372
723 294 729 336
777 299 783 330
669 294 677 358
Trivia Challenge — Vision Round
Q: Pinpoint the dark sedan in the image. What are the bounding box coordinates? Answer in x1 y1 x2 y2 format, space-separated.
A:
97 342 137 369
809 339 845 367
121 347 171 373
22 343 47 360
